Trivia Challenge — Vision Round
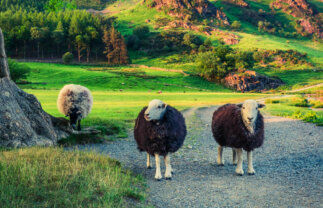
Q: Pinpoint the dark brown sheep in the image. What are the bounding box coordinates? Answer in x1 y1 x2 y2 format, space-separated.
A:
134 99 186 180
212 100 265 175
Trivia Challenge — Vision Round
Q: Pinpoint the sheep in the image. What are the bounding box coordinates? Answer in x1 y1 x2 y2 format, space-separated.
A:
57 84 93 131
134 99 187 180
211 99 265 176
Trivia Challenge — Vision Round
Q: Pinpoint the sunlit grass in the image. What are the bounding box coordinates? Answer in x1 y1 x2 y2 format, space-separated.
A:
0 147 145 207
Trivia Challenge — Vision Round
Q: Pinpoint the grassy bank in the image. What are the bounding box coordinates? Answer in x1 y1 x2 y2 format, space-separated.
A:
264 96 323 125
0 147 145 207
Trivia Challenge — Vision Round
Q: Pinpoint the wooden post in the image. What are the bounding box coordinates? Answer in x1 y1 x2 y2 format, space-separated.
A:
0 28 10 79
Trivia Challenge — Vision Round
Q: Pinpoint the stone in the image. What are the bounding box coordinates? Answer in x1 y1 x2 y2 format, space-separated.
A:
0 28 72 147
222 71 284 92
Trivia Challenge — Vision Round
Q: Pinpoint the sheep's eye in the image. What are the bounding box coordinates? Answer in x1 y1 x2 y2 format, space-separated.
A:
256 107 258 110
158 106 161 109
242 107 245 109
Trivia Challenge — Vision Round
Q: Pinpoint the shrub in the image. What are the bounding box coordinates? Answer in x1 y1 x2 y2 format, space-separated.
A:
195 45 254 80
310 100 323 108
231 21 241 30
302 111 317 122
196 51 228 80
183 33 203 49
133 25 150 39
62 52 73 64
8 59 31 82
265 99 281 104
290 97 309 107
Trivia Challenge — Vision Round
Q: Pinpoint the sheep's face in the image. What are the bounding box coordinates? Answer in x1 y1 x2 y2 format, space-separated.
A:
69 108 82 130
144 99 167 121
237 100 265 127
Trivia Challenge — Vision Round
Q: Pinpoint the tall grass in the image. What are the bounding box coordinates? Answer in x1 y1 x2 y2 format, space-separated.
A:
0 147 145 207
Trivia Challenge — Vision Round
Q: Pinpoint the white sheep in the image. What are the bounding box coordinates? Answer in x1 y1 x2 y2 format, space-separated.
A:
57 84 93 130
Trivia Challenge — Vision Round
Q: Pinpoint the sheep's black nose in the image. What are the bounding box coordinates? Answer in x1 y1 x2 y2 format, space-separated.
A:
145 113 149 116
248 117 253 121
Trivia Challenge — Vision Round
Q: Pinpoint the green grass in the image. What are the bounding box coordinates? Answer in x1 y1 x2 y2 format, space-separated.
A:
27 89 266 125
0 147 145 207
22 62 229 92
264 96 323 125
108 0 323 67
254 68 323 90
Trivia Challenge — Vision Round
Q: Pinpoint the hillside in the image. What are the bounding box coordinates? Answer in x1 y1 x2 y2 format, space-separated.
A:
109 0 322 64
0 0 322 92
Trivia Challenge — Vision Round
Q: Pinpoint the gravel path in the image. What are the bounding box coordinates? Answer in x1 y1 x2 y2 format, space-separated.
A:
79 106 323 208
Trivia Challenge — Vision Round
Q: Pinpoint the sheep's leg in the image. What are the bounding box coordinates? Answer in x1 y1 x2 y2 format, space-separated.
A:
247 151 255 175
232 148 237 165
147 153 152 169
164 154 172 180
154 153 162 180
217 146 224 166
77 120 81 131
235 148 244 176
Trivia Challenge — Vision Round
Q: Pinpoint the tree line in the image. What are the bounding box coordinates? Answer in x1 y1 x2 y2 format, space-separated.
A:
0 8 129 64
0 0 113 12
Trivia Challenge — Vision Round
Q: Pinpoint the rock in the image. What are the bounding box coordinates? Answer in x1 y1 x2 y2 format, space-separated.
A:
222 71 284 92
0 27 72 148
0 78 72 147
223 0 249 7
271 0 322 38
144 0 229 25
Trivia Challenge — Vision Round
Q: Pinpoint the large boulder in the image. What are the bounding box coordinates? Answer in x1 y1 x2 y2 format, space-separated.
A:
222 70 284 92
0 28 72 147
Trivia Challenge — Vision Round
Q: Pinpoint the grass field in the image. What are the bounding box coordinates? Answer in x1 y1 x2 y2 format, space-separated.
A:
22 62 229 92
264 96 323 125
0 147 145 207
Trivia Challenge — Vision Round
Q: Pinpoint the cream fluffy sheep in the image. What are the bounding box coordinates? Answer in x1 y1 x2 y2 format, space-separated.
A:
57 84 93 130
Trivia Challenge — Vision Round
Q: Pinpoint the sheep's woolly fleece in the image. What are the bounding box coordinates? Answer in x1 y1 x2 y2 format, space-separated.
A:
57 84 93 119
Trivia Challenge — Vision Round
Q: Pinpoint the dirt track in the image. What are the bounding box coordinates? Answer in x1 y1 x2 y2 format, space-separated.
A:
79 106 323 208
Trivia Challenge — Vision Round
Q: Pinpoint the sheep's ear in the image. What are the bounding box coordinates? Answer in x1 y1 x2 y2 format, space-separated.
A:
237 103 243 108
162 103 167 109
258 104 265 108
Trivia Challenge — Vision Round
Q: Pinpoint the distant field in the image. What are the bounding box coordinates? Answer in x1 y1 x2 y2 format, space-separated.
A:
22 62 229 92
27 89 266 125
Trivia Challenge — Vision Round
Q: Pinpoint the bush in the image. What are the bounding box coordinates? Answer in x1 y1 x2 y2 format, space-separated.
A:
265 98 281 104
62 52 73 64
231 20 241 30
133 25 150 39
196 51 228 80
310 100 323 108
8 59 31 82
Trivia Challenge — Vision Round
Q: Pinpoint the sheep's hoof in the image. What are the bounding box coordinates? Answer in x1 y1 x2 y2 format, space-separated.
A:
248 172 255 175
218 164 224 166
165 177 172 180
236 169 244 176
155 178 162 181
147 166 152 169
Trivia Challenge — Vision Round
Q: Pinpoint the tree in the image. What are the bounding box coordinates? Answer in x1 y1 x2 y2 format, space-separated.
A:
62 52 73 64
45 0 76 12
75 34 86 62
103 27 129 65
52 21 65 56
0 27 9 78
231 20 241 30
30 27 42 58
